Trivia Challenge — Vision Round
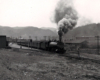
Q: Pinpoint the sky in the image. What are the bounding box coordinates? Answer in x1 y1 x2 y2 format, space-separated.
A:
74 0 100 24
0 0 59 28
0 0 100 28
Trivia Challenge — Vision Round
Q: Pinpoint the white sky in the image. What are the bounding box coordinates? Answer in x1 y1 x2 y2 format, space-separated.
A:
74 0 100 23
0 0 59 28
0 0 100 28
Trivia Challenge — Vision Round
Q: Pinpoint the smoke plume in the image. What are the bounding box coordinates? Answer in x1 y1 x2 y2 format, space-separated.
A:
53 0 78 40
54 0 78 24
58 18 77 33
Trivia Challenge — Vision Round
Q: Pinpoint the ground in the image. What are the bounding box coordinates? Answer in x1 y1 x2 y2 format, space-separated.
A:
0 48 100 80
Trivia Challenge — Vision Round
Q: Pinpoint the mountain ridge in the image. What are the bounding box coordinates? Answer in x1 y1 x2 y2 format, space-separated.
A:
0 26 58 40
0 23 100 40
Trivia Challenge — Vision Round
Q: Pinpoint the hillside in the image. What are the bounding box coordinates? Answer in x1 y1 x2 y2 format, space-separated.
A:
64 23 100 39
0 26 58 40
0 23 100 40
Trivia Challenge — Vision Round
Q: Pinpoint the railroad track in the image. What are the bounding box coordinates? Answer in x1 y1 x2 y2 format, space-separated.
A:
62 52 100 64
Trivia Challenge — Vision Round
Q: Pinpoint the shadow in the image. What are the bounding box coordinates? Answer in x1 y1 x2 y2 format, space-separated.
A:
5 46 12 49
83 74 100 80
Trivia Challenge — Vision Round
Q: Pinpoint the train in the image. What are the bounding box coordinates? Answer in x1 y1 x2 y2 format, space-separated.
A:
7 35 87 54
16 39 66 53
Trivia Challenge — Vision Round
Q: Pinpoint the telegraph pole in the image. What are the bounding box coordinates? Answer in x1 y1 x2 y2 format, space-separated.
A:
97 36 99 54
95 36 99 54
44 36 46 41
48 36 50 41
28 36 31 48
35 36 37 41
20 36 22 49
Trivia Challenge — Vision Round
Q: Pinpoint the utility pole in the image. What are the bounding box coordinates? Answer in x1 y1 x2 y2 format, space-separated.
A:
20 36 22 49
44 36 46 41
95 36 99 54
48 36 50 41
28 36 31 48
35 36 37 41
29 36 31 39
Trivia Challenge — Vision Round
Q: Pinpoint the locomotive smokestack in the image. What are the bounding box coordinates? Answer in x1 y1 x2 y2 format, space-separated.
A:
58 25 63 42
58 30 62 42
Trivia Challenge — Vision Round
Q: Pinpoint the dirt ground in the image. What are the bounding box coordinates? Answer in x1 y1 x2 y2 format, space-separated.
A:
0 48 100 80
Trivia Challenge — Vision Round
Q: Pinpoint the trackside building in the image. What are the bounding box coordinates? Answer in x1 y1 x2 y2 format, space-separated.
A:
0 35 7 48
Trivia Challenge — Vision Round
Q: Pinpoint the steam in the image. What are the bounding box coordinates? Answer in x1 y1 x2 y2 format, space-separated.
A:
53 0 78 41
58 17 77 34
54 0 78 24
53 0 99 42
53 0 97 29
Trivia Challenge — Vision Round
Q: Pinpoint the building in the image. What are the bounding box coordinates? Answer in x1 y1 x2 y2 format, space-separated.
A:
0 35 7 48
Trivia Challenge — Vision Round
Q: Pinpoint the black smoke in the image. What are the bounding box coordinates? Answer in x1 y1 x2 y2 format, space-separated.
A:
53 0 78 24
53 0 78 42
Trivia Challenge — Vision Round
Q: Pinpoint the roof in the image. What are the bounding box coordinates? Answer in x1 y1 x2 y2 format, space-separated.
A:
65 40 88 44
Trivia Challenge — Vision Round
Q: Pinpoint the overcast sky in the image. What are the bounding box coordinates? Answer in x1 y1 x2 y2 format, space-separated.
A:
74 0 100 23
0 0 100 28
